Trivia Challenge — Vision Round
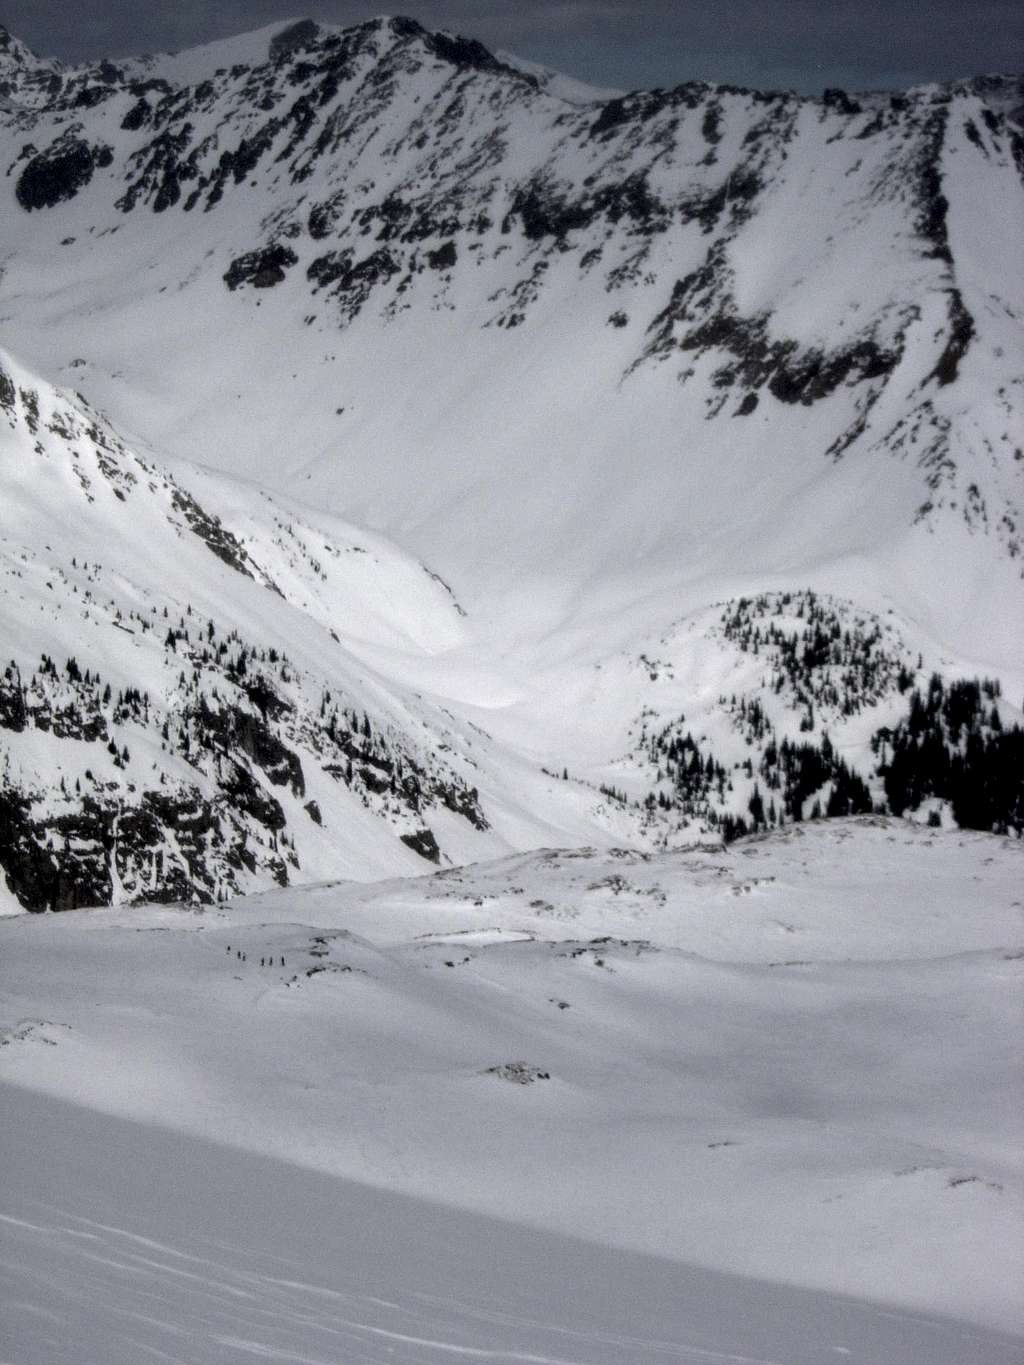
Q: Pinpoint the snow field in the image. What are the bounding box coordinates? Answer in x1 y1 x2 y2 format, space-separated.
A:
1 818 1021 1359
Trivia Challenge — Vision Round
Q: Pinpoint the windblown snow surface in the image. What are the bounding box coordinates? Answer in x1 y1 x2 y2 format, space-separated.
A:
2 819 1022 1362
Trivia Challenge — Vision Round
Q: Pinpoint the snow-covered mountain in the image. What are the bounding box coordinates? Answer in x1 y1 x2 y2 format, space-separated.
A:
1 16 1022 908
1 22 1022 1358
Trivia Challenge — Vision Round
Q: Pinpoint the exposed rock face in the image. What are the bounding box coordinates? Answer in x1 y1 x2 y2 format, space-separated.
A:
0 632 490 911
0 359 492 911
0 17 1018 570
15 134 112 210
0 622 490 910
400 828 441 863
169 489 272 584
224 244 299 290
0 788 112 910
269 19 322 62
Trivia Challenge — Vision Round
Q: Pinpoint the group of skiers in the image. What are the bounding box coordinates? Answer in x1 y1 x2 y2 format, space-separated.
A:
226 945 285 968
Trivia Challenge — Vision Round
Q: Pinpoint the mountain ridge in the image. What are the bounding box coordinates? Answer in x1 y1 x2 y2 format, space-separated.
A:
4 15 1022 104
1 15 1022 908
0 11 1018 650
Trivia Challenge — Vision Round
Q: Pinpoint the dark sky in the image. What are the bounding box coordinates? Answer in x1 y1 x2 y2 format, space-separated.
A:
2 0 1022 94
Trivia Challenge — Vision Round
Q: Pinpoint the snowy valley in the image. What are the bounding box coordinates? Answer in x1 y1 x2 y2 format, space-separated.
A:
0 353 1021 909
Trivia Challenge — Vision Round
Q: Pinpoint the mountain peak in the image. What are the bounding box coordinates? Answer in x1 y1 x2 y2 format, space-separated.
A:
267 17 323 59
0 22 64 107
0 23 49 64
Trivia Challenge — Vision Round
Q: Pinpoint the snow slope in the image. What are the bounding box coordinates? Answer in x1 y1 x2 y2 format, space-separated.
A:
4 1083 1020 1365
1 818 1021 1357
0 19 1020 668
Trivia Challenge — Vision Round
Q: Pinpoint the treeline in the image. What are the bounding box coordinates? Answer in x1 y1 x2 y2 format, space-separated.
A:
645 671 1021 842
874 675 1023 835
721 590 907 720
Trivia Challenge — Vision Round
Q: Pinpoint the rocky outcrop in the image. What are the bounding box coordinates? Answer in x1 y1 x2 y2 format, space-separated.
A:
15 132 112 210
0 629 489 910
224 244 299 290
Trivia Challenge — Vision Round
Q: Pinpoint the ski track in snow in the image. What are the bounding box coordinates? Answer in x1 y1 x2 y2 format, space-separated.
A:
2 1085 1020 1365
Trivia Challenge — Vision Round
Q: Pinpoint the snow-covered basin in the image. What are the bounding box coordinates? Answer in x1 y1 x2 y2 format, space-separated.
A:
1 819 1022 1361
